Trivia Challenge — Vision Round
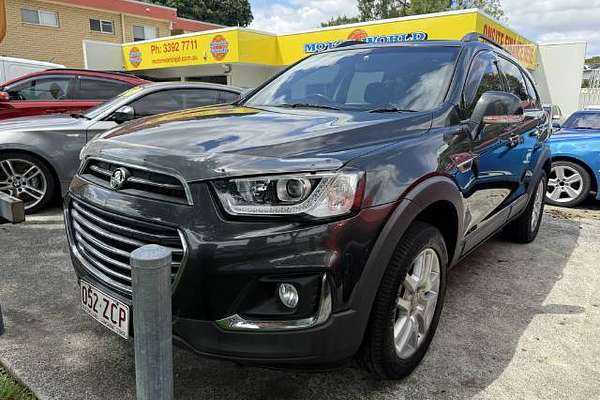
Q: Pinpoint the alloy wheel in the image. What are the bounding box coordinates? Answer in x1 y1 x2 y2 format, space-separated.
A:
393 248 440 359
0 158 47 210
546 165 583 203
531 178 545 231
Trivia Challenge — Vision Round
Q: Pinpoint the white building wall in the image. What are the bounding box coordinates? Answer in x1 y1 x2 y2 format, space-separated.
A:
532 42 587 118
82 40 124 70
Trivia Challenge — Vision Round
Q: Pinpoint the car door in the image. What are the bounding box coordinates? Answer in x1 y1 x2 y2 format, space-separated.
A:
457 51 521 253
495 57 546 202
1 75 78 118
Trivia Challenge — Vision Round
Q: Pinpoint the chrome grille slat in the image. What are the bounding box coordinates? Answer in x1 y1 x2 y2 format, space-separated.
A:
81 158 190 204
74 222 182 269
72 201 182 247
68 199 186 294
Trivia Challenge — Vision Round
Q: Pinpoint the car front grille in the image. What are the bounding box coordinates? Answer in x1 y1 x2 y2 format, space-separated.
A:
80 158 191 205
68 198 186 295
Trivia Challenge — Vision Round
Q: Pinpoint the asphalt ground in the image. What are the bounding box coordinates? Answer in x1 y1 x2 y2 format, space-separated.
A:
0 201 599 400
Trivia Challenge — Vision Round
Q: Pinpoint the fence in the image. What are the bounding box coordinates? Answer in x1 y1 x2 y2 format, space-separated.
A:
580 69 600 109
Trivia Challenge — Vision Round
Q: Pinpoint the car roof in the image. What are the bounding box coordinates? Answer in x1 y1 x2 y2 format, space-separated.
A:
1 68 149 87
320 33 516 63
136 81 243 94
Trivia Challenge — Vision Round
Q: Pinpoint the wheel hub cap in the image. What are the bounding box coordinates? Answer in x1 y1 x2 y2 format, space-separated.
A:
0 159 47 210
546 165 583 203
393 248 441 359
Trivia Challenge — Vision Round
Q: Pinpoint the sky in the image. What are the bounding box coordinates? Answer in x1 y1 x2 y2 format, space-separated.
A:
248 0 600 56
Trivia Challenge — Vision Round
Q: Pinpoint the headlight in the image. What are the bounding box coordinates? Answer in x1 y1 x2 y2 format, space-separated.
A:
212 171 364 218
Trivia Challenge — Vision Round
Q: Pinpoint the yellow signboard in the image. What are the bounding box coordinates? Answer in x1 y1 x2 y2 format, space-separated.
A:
122 29 240 70
122 10 537 72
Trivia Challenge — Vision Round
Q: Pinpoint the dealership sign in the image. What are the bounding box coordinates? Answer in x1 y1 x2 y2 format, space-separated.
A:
304 30 428 53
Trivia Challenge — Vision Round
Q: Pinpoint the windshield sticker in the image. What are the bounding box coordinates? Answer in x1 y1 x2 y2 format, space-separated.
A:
304 31 428 53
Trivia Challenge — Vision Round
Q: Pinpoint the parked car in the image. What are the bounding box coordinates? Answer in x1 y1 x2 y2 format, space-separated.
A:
0 82 242 212
543 103 563 131
0 69 149 120
546 110 600 207
0 56 64 83
66 33 550 379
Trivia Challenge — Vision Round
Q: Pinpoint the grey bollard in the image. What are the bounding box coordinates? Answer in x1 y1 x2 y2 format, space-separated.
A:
131 244 174 400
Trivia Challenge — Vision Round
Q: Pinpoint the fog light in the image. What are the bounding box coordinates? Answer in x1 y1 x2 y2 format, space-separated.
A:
278 283 299 309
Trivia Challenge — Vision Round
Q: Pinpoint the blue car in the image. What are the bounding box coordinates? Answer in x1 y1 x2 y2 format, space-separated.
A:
547 110 600 207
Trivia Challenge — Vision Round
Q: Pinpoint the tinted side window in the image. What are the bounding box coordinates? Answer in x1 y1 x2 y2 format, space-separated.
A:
6 76 75 100
463 52 505 117
127 89 224 118
178 89 219 108
497 58 529 102
523 74 541 109
219 91 240 103
78 78 132 100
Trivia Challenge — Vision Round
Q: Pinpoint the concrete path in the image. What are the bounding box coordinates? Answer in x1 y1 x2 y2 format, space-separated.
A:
1 204 599 400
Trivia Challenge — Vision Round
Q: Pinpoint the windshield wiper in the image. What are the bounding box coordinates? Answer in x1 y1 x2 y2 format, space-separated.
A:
278 103 341 111
368 107 418 113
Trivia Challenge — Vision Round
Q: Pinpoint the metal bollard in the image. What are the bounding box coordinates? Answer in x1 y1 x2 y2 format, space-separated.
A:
131 244 174 400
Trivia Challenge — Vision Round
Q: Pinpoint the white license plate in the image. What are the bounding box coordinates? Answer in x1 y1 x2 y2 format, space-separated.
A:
80 280 130 339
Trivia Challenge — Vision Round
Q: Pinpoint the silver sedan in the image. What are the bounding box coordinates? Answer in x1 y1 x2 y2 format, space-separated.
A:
0 82 242 212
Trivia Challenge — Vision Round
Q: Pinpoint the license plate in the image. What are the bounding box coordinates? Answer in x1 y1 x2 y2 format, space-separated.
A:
80 280 130 339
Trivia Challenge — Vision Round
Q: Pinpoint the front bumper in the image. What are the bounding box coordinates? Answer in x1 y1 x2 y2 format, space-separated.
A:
65 174 393 364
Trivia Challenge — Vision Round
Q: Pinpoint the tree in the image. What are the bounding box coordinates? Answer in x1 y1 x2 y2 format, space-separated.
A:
322 0 505 26
585 56 600 65
147 0 253 27
453 0 505 21
321 16 361 28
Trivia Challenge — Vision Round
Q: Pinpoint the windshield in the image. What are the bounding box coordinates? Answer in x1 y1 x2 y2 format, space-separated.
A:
83 85 146 119
563 112 600 130
244 46 460 112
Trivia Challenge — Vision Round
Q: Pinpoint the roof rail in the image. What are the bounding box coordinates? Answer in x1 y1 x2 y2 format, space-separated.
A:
461 32 504 51
336 40 366 49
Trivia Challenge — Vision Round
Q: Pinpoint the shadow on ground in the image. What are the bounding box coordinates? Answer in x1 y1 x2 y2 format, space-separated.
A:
0 206 590 399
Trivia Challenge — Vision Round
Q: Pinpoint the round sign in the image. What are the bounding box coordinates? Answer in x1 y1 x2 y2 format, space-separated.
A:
129 47 142 68
210 35 229 61
347 29 368 41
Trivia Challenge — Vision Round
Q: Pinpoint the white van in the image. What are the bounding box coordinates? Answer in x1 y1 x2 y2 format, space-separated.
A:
0 56 64 84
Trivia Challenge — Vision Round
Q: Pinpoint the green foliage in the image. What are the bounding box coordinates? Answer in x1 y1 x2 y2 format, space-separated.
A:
321 16 361 27
585 56 600 65
323 0 505 26
453 0 505 20
147 0 253 27
0 367 36 400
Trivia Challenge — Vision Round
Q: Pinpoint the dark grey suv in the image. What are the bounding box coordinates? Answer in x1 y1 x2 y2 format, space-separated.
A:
65 33 550 379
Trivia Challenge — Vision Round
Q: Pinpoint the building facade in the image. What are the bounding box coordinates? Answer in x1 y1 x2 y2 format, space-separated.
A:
0 0 221 68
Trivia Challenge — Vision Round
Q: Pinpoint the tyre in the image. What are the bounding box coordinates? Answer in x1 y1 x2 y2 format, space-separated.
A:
0 152 56 213
545 161 590 207
358 221 448 379
505 172 546 243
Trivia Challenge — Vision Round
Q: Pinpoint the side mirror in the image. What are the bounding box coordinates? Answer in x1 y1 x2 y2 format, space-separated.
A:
111 105 135 124
0 91 10 102
470 91 523 127
552 122 561 130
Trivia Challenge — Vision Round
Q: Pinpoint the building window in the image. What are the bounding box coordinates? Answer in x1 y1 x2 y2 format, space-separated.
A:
133 25 158 41
90 18 114 34
21 8 59 27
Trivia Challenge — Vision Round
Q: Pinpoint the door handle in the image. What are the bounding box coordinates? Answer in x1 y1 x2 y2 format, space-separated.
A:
505 134 522 147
